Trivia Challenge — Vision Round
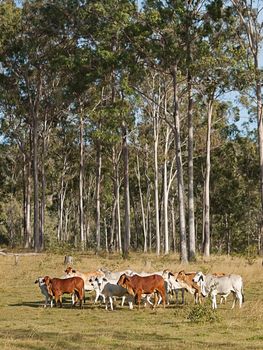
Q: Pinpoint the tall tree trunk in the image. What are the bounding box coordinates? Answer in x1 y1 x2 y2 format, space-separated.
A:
153 102 161 255
163 125 170 255
40 124 47 251
255 60 263 255
203 99 213 258
122 121 130 258
116 174 122 253
136 154 147 252
172 65 188 263
95 141 102 252
187 74 196 261
171 196 176 253
23 153 31 248
79 112 85 250
32 112 40 252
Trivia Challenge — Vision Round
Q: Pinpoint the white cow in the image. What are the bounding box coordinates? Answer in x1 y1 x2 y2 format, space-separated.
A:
90 276 134 311
162 270 185 304
193 272 244 309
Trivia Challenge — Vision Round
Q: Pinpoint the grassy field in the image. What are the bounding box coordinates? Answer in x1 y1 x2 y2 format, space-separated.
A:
0 252 262 350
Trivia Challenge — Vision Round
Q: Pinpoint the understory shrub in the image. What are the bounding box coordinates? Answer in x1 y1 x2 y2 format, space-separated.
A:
187 303 221 323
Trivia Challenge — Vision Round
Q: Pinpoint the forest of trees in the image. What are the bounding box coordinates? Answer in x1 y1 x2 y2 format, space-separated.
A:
0 0 262 262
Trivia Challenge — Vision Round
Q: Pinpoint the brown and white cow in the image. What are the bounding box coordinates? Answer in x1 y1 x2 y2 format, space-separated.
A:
176 270 201 304
43 276 84 308
117 273 166 309
176 270 227 304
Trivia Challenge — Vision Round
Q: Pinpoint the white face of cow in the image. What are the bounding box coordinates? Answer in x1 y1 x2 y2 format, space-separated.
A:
35 277 45 287
90 277 108 291
193 272 204 283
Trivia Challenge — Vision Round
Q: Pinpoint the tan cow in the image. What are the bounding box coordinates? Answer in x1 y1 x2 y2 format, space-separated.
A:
176 270 201 304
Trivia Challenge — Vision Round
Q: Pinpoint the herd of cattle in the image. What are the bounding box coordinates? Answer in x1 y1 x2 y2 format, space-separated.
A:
35 266 244 311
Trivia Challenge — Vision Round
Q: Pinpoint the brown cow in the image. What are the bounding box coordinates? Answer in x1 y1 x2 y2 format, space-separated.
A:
117 273 166 309
43 276 84 308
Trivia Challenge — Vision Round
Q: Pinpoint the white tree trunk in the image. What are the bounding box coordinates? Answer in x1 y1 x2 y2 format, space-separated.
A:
203 99 213 258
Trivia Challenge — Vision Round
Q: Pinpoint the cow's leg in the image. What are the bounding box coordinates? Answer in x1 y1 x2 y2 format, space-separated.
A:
194 291 198 304
181 288 185 304
159 289 166 308
79 290 83 309
109 296 114 311
153 292 158 309
94 289 100 303
57 295 62 308
44 295 48 308
105 296 109 310
136 290 142 309
71 293 75 305
175 289 179 304
211 291 217 309
73 291 79 306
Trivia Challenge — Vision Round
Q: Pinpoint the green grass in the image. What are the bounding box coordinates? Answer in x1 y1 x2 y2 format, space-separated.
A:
0 253 262 349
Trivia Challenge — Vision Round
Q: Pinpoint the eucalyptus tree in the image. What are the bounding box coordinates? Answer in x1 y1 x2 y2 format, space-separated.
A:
189 0 247 257
230 0 263 254
142 0 192 261
0 0 79 251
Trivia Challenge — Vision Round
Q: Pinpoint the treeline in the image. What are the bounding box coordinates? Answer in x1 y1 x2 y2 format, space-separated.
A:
0 0 262 261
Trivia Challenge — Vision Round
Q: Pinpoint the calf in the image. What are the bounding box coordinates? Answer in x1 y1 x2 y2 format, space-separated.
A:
90 276 133 310
117 273 166 309
35 277 53 308
43 276 84 308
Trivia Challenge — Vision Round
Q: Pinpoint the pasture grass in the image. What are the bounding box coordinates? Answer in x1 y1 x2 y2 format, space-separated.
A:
0 252 263 349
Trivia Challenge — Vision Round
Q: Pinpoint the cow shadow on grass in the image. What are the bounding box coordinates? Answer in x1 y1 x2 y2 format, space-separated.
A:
8 298 83 309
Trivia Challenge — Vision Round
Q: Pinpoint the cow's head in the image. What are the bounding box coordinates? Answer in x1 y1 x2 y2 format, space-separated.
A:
162 269 175 280
90 276 107 290
64 266 76 274
176 270 186 282
193 271 204 283
117 274 135 296
35 277 45 286
42 276 53 295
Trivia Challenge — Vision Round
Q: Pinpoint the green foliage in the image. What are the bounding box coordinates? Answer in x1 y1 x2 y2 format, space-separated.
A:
187 303 221 323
